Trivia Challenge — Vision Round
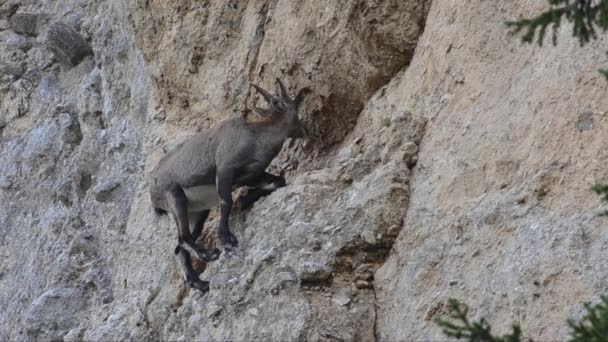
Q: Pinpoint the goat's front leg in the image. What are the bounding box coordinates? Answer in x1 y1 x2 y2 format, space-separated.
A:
217 170 238 248
237 172 286 211
166 186 221 262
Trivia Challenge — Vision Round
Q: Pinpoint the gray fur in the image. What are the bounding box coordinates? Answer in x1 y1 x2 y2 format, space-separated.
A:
149 78 309 292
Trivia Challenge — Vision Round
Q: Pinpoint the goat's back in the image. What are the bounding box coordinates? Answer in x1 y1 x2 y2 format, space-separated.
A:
152 127 220 190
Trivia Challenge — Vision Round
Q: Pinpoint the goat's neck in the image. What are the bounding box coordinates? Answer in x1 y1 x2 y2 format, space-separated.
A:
260 115 291 145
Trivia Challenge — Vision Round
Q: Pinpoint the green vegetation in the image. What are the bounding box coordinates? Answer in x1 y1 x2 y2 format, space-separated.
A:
435 296 608 341
435 299 525 342
433 1 608 340
506 0 608 47
507 0 608 78
592 184 608 216
508 0 608 213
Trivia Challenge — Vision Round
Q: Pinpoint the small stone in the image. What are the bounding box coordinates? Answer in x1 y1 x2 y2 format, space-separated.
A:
331 288 351 306
276 271 297 284
205 302 223 319
355 280 372 289
261 248 275 262
298 262 332 284
93 181 120 202
5 32 30 51
0 176 13 189
350 283 360 295
401 142 418 158
322 225 336 233
153 110 166 121
354 264 374 281
46 22 93 66
401 141 419 168
9 13 40 36
576 111 594 132
68 235 93 256
360 230 377 245
63 327 84 342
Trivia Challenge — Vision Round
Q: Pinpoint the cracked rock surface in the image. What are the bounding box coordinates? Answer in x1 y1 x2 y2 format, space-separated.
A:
1 0 607 341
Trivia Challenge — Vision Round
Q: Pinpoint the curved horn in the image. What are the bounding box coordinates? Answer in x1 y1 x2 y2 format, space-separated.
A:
276 78 289 100
248 106 270 118
251 84 275 104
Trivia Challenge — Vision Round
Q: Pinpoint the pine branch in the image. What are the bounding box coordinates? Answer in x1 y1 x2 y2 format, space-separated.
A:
434 299 526 342
568 295 608 341
506 0 608 47
592 184 608 216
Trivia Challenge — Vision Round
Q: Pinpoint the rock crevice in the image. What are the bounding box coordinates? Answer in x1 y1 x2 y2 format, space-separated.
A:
2 0 607 341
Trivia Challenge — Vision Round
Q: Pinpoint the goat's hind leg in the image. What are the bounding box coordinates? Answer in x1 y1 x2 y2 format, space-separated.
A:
189 210 220 261
166 186 220 262
175 210 219 293
176 248 210 292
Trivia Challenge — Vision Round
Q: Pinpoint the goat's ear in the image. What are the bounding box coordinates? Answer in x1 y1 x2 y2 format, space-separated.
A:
249 106 270 118
251 84 275 104
276 78 289 100
294 87 311 107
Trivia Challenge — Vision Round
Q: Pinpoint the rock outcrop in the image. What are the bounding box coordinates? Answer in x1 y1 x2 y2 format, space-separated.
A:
0 0 607 341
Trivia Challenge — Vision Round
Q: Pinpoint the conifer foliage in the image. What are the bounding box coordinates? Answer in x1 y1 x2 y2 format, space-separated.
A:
507 0 608 78
433 3 608 340
434 299 525 342
508 0 608 217
506 0 608 47
568 295 608 341
435 296 608 341
592 184 608 216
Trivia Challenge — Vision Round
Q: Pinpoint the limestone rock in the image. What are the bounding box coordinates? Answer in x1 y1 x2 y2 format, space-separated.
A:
47 22 92 66
298 262 333 284
9 13 40 36
24 288 87 340
93 181 120 202
0 0 606 341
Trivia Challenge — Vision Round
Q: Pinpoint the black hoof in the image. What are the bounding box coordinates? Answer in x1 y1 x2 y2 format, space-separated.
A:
220 232 238 248
202 248 221 262
187 279 210 293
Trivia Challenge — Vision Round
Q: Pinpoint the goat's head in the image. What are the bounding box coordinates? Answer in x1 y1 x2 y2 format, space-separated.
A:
251 78 310 138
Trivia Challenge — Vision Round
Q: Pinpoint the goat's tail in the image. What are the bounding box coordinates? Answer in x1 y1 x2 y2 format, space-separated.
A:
154 207 167 215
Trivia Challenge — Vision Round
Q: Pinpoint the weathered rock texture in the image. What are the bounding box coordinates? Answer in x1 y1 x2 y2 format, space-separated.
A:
0 0 607 340
375 2 608 340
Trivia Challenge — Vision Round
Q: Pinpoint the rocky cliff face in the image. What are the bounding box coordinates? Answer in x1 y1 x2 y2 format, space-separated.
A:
1 0 607 340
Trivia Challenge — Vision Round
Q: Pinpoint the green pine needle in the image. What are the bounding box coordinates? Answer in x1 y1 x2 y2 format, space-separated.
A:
506 0 608 47
434 299 526 342
436 297 608 341
592 184 608 216
567 295 608 341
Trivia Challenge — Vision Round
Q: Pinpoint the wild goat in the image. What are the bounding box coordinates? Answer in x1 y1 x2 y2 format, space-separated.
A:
150 78 309 292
